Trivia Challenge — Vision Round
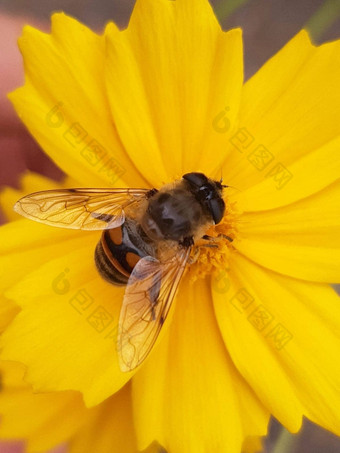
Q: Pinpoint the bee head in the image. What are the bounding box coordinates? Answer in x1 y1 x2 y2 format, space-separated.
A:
182 172 226 224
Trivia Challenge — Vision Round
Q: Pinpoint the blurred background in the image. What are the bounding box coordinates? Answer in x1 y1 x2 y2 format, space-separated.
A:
0 0 339 452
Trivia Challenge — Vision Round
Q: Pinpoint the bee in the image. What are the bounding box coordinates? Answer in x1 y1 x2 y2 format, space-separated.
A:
14 172 227 371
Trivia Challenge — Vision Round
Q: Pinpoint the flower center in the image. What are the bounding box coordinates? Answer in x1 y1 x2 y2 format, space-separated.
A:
187 198 239 282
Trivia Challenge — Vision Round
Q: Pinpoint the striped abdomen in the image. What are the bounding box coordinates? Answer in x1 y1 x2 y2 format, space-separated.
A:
95 219 154 286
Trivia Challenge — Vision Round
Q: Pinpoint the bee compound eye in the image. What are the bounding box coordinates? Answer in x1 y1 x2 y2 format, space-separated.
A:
182 172 208 187
208 198 225 224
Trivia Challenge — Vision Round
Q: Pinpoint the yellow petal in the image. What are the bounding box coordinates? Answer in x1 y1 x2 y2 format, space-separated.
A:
132 277 269 453
235 180 340 283
0 361 137 453
69 384 137 453
105 0 243 186
0 219 82 294
242 436 262 453
233 134 340 212
0 361 85 453
0 298 20 334
9 13 146 188
1 243 130 407
224 31 340 208
213 253 340 435
0 175 93 387
0 173 111 339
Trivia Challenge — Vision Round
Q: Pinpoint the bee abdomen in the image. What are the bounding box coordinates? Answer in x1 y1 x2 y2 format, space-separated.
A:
95 219 155 286
95 241 128 286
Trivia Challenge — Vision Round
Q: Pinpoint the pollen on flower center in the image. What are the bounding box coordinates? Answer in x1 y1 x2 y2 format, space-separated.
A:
188 198 239 282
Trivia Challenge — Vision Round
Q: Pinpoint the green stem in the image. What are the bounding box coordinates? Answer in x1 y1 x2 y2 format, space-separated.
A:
305 0 340 42
214 0 253 22
271 427 298 453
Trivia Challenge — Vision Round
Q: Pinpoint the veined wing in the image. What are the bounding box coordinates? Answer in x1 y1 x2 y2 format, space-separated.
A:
117 247 191 372
14 188 149 230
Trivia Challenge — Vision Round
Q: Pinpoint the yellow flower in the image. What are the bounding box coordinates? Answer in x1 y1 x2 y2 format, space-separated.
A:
0 178 259 453
1 0 340 451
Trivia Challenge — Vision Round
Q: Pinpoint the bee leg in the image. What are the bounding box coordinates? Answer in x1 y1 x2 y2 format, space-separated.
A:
189 241 219 265
202 234 233 243
219 234 234 243
180 236 194 248
188 247 201 264
146 188 158 198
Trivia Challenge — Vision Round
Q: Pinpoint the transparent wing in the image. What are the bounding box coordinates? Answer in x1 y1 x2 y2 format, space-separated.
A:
117 247 191 372
14 188 149 230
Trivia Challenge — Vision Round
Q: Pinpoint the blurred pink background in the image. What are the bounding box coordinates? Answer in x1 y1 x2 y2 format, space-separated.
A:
0 441 66 453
